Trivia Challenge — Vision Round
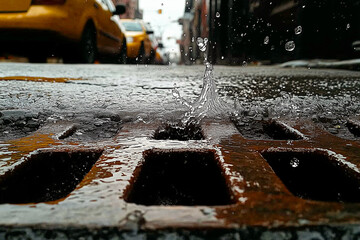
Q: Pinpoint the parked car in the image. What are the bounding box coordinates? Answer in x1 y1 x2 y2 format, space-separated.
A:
119 19 155 63
0 0 126 63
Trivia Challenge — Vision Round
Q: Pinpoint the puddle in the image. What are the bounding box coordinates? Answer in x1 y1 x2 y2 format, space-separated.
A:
0 149 103 203
233 119 303 140
153 122 204 141
125 149 234 206
0 76 80 83
261 149 360 202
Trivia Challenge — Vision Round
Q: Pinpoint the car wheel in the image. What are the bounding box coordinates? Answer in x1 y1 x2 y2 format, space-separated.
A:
117 38 127 64
137 41 145 64
79 25 97 63
28 55 47 63
146 49 156 64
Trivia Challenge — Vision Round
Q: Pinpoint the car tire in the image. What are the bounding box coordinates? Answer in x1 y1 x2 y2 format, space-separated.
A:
63 24 97 64
137 41 145 64
146 49 155 64
117 38 127 64
79 25 97 63
28 55 47 63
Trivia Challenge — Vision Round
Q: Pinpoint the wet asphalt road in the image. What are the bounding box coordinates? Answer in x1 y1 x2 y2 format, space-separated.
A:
0 63 360 140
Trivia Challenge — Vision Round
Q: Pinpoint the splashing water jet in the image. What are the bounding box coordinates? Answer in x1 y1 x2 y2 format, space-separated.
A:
172 37 232 128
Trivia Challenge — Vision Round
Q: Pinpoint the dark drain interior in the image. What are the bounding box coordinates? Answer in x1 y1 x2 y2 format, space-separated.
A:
315 117 360 140
346 119 360 137
233 119 303 140
0 110 46 141
153 123 204 141
263 120 303 140
125 149 234 206
261 149 360 202
0 149 103 204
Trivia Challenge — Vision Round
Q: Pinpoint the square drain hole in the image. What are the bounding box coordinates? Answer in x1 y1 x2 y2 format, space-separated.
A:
315 117 359 140
261 149 360 202
125 149 234 206
153 123 204 141
263 120 303 140
233 119 303 140
0 149 103 204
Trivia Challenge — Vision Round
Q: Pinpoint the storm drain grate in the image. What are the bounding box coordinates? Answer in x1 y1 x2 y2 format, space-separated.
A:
261 149 360 202
263 120 304 140
0 149 103 204
233 119 304 140
125 149 234 206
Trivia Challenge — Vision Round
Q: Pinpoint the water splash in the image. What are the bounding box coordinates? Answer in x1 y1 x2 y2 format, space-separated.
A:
290 157 300 167
264 36 269 45
172 37 231 126
295 26 302 35
285 41 296 52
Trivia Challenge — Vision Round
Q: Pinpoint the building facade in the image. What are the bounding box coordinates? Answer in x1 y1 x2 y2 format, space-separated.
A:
112 0 143 19
180 0 360 64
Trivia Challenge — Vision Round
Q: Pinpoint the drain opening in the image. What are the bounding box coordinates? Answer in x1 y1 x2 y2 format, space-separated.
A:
263 120 303 140
153 123 204 141
233 119 303 140
315 117 358 140
0 110 46 141
0 149 103 204
125 149 234 206
346 119 360 137
261 149 360 202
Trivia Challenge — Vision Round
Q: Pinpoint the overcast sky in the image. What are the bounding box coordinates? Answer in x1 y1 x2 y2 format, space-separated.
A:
139 0 185 46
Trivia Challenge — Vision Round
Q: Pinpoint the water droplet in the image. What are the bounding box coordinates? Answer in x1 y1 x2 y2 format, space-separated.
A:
290 158 300 167
196 37 208 52
295 26 302 35
264 36 269 45
216 12 220 18
285 41 295 51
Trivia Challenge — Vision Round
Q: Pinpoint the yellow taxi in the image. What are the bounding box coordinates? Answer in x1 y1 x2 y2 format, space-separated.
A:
0 0 127 63
120 19 155 63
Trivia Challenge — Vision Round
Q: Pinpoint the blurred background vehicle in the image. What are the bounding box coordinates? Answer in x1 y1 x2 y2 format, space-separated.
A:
0 0 126 63
0 0 358 67
119 19 157 64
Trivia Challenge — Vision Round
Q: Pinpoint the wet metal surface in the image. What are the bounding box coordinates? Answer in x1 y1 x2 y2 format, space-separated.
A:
1 63 360 238
1 119 360 238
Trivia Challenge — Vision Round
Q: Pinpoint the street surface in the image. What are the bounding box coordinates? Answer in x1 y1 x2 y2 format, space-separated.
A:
0 63 360 141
